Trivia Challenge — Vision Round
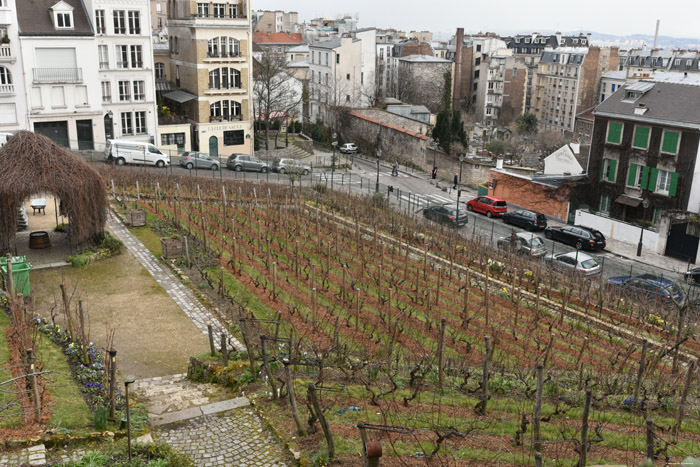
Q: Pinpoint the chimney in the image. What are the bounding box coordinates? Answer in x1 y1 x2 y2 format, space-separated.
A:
496 157 504 169
653 20 660 49
555 31 562 46
586 33 592 44
453 27 464 111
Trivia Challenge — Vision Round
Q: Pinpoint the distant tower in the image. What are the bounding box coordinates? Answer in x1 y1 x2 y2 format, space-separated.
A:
653 20 660 49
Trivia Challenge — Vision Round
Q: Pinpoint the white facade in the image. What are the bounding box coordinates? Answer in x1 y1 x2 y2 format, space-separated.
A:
0 0 27 132
354 28 376 106
543 143 584 175
85 0 158 145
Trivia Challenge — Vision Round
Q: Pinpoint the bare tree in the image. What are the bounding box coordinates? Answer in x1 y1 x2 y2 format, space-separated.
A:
254 49 303 150
534 130 568 157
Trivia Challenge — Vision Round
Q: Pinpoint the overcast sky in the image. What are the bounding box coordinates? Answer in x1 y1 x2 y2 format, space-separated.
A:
256 0 700 39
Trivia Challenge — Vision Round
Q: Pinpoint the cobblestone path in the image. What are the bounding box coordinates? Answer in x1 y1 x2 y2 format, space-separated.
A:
107 212 242 351
133 374 289 466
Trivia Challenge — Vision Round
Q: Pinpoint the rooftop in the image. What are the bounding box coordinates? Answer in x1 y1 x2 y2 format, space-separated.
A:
603 70 627 80
287 45 309 53
399 54 451 63
253 31 303 45
18 0 93 37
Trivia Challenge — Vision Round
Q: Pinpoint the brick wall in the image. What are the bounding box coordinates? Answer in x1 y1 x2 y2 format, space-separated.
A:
489 170 571 221
353 109 429 134
401 60 452 114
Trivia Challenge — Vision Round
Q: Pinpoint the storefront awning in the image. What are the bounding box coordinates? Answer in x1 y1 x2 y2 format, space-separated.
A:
163 90 198 103
155 80 176 92
615 194 642 207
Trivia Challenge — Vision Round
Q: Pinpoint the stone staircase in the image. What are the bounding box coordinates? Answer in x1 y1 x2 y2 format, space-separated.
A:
292 144 313 159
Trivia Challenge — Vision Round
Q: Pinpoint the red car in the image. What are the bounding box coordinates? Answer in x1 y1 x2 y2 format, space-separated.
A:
466 196 507 218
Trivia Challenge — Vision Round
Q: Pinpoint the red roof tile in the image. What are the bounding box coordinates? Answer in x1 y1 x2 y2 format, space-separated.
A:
349 112 429 141
253 32 303 45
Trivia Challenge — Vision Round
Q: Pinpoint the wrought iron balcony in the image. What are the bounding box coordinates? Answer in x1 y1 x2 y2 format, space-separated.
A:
33 68 83 83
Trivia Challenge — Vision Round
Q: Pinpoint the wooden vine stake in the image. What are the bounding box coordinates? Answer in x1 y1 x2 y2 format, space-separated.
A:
356 287 361 331
533 363 544 467
437 318 446 390
260 337 277 400
475 335 491 415
272 262 277 301
579 388 592 467
633 339 647 407
283 357 305 436
673 359 696 441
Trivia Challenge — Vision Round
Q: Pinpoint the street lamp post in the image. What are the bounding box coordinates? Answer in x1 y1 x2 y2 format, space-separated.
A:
637 198 651 257
331 132 337 190
457 154 464 224
376 147 381 193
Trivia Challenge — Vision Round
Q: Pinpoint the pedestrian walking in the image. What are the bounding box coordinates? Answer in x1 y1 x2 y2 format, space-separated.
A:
431 167 437 180
392 161 398 177
453 174 458 189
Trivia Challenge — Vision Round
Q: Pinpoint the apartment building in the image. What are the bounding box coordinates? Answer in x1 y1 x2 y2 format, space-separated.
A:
86 0 158 144
599 70 625 103
473 50 528 126
0 0 27 133
620 49 674 78
505 32 592 113
533 47 618 134
253 10 299 34
253 31 302 56
308 36 362 123
398 55 452 114
166 0 253 157
150 0 167 37
587 81 700 262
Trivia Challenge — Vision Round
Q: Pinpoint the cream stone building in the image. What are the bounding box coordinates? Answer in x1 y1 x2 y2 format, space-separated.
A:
165 0 253 157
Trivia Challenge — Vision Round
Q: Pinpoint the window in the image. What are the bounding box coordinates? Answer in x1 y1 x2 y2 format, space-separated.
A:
130 45 143 68
156 4 161 13
101 81 111 102
346 94 350 102
117 45 128 68
346 73 350 80
473 83 477 91
113 11 126 34
660 129 680 155
229 38 240 56
224 129 245 146
476 44 481 52
118 80 130 101
606 121 623 144
475 57 480 66
133 81 145 100
228 4 237 17
627 163 648 188
51 86 65 107
336 54 340 64
197 3 209 17
161 132 185 149
650 168 679 196
474 70 480 79
209 69 220 89
96 10 105 34
75 85 88 106
208 38 219 56
632 125 651 150
121 112 133 135
155 63 165 79
56 12 72 28
600 158 617 182
158 17 162 28
31 87 42 109
98 45 109 69
135 111 146 134
210 101 221 118
599 194 611 215
213 3 225 17
128 11 140 34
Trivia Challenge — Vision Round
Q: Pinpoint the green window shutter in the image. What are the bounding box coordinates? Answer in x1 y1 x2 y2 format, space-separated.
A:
607 122 622 144
661 130 680 154
648 168 659 192
669 172 679 197
608 159 617 182
599 159 606 181
627 163 638 186
633 126 650 149
640 166 650 189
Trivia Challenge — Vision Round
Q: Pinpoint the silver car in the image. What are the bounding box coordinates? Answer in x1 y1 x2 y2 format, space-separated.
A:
179 152 220 170
497 232 547 258
545 251 602 276
226 154 269 172
272 158 310 175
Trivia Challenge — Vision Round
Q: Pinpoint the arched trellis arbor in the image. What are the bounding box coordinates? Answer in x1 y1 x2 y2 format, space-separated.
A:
0 131 108 255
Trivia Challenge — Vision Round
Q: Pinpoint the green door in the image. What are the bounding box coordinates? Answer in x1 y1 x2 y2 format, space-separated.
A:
208 136 218 158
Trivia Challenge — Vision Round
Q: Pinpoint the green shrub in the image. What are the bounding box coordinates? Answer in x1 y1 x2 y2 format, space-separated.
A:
93 405 108 430
313 183 327 194
75 451 109 467
100 234 124 255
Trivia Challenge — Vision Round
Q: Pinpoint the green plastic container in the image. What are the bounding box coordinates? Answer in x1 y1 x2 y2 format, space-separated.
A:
477 182 489 196
0 256 32 297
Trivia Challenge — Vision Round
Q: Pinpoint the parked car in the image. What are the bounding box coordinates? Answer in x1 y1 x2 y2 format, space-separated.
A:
272 158 310 175
545 251 602 276
684 267 700 285
466 196 507 218
339 143 357 154
105 139 169 168
501 209 548 231
423 204 468 228
607 274 686 307
226 154 269 172
497 232 547 258
544 225 606 250
179 152 219 170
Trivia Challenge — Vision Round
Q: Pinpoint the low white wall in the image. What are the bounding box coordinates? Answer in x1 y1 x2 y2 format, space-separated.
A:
575 210 659 249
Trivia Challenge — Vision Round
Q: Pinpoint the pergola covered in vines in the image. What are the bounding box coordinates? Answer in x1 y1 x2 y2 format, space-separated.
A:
0 131 108 254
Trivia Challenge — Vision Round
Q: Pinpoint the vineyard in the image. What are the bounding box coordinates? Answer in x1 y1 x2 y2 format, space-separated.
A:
106 166 700 466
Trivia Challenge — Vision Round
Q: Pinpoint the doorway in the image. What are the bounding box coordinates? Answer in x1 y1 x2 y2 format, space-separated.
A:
665 222 700 262
33 121 69 147
104 114 114 141
76 119 94 150
208 136 218 157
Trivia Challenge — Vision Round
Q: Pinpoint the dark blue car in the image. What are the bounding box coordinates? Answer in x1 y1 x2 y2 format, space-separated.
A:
606 274 686 307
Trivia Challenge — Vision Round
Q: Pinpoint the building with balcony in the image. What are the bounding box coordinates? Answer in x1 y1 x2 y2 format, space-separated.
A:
17 0 105 149
472 50 528 126
0 0 26 132
165 0 253 157
85 0 158 144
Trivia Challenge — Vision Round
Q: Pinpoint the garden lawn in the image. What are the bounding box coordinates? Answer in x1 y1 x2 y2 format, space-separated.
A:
30 250 209 380
0 310 21 428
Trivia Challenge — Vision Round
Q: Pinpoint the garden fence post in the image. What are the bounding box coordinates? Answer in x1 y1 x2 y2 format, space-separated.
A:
674 359 696 441
534 363 543 467
283 358 305 436
260 337 277 400
646 417 655 461
208 325 216 356
358 422 370 467
26 349 41 422
579 388 592 467
221 332 228 367
6 254 13 303
308 383 334 461
184 236 190 268
108 349 117 420
220 266 225 297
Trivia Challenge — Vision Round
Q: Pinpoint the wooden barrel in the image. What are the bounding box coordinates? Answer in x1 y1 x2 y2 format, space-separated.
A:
365 441 382 459
29 231 51 249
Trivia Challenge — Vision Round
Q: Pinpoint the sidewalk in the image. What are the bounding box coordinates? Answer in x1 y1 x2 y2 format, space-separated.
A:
604 237 692 275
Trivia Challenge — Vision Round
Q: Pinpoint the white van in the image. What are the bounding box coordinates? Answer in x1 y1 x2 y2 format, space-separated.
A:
105 139 170 168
